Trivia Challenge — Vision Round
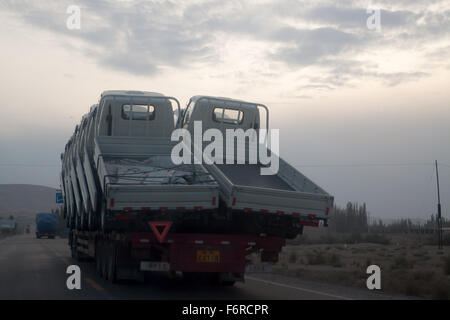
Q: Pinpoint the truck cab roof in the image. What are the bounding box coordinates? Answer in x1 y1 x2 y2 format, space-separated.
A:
190 95 259 107
101 90 165 99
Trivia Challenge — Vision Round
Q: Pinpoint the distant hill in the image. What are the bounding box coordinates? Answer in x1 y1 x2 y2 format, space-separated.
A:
0 184 58 219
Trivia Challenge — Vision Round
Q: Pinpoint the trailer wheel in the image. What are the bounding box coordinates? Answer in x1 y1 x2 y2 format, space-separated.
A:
221 280 235 286
101 245 108 280
95 242 102 276
106 245 118 283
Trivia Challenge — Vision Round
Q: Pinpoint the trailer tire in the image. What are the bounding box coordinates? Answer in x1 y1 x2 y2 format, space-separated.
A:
95 242 102 276
107 245 118 284
101 246 108 280
221 281 236 287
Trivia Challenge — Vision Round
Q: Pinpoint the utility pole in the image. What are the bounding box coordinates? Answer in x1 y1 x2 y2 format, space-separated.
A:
435 160 443 250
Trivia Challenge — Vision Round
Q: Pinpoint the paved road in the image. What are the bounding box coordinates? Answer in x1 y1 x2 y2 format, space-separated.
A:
0 233 410 300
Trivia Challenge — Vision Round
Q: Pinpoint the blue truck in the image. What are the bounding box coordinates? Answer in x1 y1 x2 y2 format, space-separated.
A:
35 213 58 239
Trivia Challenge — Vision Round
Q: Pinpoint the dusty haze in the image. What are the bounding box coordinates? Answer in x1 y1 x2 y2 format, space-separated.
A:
0 1 449 220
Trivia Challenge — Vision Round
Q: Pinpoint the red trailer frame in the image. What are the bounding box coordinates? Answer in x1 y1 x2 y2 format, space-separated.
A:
72 221 286 284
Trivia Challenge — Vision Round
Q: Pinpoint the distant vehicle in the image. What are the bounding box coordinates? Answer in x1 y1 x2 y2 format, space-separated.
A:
0 219 17 235
35 213 58 239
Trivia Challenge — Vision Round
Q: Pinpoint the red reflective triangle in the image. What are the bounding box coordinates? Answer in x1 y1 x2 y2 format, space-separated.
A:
148 221 172 243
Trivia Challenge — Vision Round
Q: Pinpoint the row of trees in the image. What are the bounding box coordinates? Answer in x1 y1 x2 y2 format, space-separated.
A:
328 202 369 233
328 202 449 234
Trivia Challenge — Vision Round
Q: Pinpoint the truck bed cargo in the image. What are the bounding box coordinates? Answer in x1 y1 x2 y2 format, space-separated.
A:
92 136 218 212
182 95 334 228
214 164 294 190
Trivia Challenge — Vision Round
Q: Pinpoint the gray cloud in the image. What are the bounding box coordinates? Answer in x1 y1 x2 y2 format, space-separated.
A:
2 0 448 89
303 6 420 29
271 27 365 66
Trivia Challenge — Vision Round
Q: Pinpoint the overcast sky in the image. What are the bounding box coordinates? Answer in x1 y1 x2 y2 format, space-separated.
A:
0 0 449 220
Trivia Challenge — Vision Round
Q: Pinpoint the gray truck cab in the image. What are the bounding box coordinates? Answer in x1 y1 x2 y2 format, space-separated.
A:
95 90 179 138
182 95 264 132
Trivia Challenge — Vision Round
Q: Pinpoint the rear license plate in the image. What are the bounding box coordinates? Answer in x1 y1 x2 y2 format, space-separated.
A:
196 250 220 263
140 261 170 271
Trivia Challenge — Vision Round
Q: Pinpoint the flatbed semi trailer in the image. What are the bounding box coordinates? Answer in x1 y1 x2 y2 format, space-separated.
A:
62 90 333 284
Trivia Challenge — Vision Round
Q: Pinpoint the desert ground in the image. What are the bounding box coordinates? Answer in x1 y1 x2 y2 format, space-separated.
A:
271 229 450 299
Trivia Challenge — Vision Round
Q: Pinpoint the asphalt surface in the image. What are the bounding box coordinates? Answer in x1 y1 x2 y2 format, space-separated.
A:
0 233 412 300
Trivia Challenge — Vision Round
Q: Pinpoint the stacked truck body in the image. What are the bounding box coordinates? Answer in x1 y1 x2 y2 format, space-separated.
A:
60 90 333 285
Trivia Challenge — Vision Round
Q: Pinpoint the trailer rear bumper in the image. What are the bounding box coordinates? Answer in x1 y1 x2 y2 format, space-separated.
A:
73 231 285 281
36 232 56 238
132 233 285 274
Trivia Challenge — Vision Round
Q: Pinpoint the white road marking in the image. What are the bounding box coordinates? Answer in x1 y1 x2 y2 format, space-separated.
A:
246 276 353 300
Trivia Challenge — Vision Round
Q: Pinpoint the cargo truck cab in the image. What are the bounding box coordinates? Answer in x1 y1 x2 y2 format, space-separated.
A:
95 90 179 138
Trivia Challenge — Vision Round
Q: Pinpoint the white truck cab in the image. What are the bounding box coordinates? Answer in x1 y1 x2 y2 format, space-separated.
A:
96 90 180 138
182 95 266 133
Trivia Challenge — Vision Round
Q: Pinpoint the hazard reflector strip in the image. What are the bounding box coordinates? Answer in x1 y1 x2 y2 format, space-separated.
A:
115 214 136 220
300 221 319 227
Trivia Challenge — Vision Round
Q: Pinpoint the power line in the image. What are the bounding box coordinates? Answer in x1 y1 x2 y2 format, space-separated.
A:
292 162 438 168
0 162 448 169
0 164 60 167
